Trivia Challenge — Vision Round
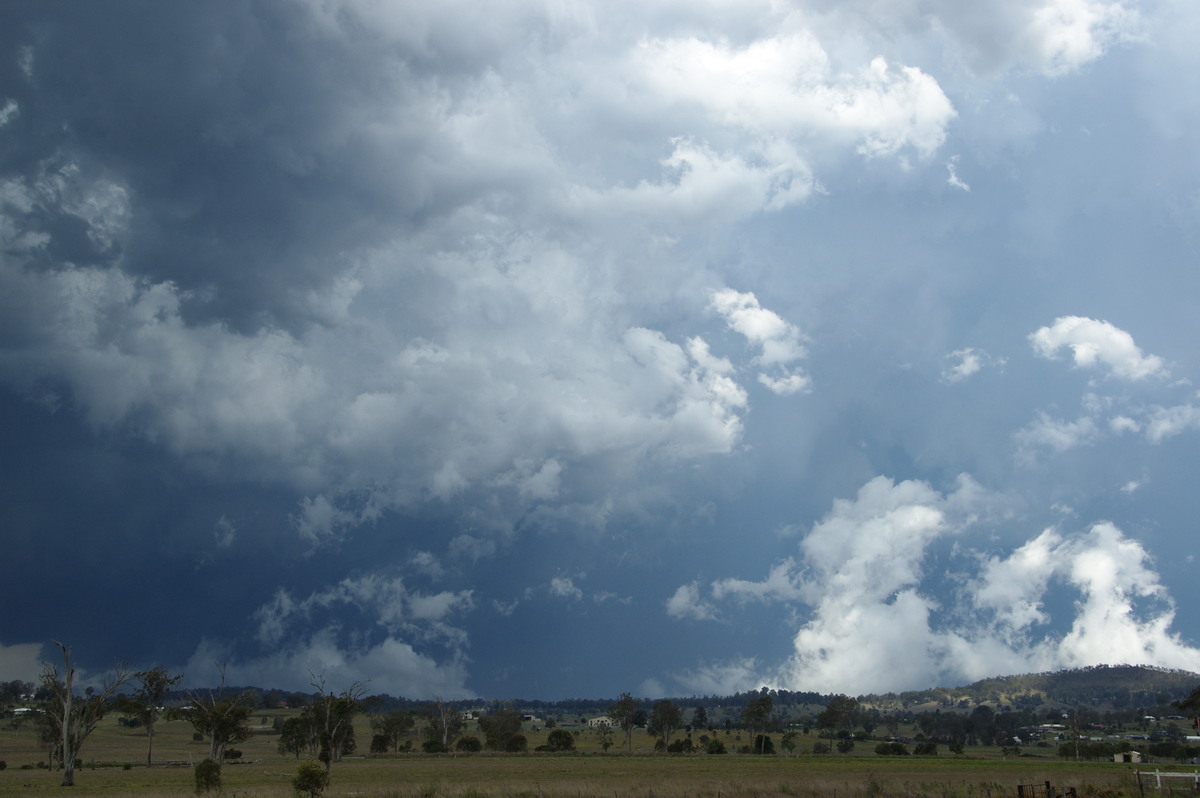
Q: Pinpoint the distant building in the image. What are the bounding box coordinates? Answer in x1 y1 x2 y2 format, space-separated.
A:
587 716 616 728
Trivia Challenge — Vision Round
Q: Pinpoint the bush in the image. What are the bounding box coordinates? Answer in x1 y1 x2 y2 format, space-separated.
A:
371 734 390 754
0 760 6 770
836 739 855 754
667 737 695 754
504 734 528 753
753 735 776 755
546 729 575 752
293 761 330 798
874 742 909 756
811 741 831 755
455 736 483 752
914 742 938 756
422 740 447 753
706 738 727 754
224 748 243 761
194 758 222 794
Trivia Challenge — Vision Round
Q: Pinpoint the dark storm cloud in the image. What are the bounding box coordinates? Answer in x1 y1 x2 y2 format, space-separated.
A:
3 0 1200 699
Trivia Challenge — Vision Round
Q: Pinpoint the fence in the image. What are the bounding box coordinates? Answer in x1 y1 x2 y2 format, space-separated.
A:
1017 781 1077 798
1134 770 1200 795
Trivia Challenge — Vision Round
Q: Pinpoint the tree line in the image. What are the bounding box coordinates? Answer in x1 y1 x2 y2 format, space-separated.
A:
11 645 1200 790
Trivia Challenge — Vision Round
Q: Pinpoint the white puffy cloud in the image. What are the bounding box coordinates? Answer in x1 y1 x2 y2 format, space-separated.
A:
941 347 1003 383
711 289 811 395
631 31 955 158
549 577 584 601
711 559 805 603
1015 412 1100 455
1025 0 1140 75
801 0 1138 76
665 582 720 621
1030 316 1167 380
1142 401 1200 443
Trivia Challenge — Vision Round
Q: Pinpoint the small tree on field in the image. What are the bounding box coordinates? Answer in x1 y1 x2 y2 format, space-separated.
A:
546 728 575 751
741 693 774 755
175 666 253 762
479 706 524 751
647 699 683 751
279 716 317 758
307 673 366 770
370 709 414 752
607 693 638 753
425 696 464 751
293 760 330 797
119 666 183 766
194 758 221 794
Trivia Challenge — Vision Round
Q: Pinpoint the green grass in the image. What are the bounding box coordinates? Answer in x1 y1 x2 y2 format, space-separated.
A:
0 714 1171 797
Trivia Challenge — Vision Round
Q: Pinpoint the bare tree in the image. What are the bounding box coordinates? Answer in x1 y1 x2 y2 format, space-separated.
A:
39 641 131 787
119 666 183 766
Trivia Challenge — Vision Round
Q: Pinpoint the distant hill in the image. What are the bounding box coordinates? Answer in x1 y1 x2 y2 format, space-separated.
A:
858 665 1200 713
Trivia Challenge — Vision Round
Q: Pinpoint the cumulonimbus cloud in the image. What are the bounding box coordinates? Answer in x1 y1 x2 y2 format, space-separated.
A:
670 474 1198 694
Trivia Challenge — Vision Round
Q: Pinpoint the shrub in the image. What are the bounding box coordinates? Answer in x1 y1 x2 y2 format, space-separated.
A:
754 735 776 755
194 758 222 794
914 742 938 756
836 739 855 754
874 742 909 756
455 736 482 752
706 738 726 754
422 740 447 753
371 734 390 754
811 741 831 755
0 760 6 770
546 729 575 752
504 734 528 753
224 748 243 761
667 737 695 754
293 761 331 798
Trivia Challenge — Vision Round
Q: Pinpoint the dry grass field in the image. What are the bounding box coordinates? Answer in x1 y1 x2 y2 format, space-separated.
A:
0 713 1172 798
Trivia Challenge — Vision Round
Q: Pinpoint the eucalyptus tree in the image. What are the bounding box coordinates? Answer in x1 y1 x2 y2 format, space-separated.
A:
119 666 183 766
647 699 683 751
39 641 131 786
175 667 254 762
607 693 639 753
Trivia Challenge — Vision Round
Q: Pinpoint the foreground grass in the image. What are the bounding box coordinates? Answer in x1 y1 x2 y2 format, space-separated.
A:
0 713 1176 797
0 754 1155 798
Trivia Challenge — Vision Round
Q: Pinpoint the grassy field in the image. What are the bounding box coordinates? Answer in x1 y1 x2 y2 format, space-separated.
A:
0 713 1175 798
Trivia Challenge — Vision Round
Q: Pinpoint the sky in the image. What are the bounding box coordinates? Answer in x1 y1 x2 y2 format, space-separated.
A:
3 0 1200 701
